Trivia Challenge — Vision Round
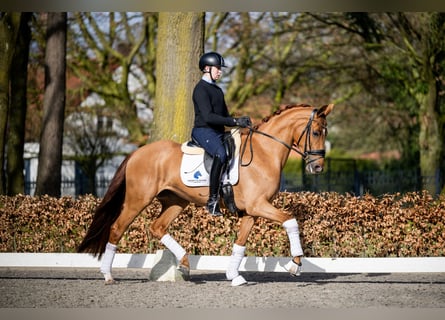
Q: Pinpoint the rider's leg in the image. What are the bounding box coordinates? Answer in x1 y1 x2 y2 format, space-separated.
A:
206 154 225 216
191 128 227 216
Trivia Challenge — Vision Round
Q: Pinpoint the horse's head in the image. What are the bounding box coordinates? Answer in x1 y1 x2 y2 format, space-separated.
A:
294 104 334 174
243 103 334 176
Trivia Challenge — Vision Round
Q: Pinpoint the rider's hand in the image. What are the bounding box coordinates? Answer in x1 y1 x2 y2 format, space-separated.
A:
235 116 252 128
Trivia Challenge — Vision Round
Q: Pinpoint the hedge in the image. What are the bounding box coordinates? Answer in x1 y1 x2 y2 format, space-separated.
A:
0 191 444 257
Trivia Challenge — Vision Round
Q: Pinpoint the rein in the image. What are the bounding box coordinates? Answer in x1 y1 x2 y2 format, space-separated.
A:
239 108 326 166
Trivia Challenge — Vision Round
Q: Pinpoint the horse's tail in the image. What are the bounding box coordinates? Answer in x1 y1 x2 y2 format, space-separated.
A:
77 153 132 259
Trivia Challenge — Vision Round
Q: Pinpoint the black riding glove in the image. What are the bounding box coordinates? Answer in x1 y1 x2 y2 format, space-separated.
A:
235 116 252 128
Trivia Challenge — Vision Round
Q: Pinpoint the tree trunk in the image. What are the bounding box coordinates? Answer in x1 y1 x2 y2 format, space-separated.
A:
417 13 445 196
0 13 21 194
418 67 442 195
35 12 67 197
151 12 204 143
7 12 32 195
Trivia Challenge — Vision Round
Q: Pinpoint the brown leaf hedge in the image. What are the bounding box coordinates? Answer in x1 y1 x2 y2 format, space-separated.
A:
0 191 444 257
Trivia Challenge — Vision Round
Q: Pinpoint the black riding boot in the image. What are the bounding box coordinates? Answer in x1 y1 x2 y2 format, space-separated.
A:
206 155 224 216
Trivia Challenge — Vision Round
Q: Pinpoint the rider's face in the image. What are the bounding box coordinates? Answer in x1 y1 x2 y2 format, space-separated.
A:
206 66 222 80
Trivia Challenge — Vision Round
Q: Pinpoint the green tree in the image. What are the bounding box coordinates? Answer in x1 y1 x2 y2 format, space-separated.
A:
324 13 445 194
410 13 445 195
68 12 154 145
207 13 337 113
208 12 444 195
64 107 122 196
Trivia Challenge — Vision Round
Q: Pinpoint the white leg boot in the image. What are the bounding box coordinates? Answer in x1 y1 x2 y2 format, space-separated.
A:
160 234 186 262
160 234 189 279
100 242 117 284
226 243 247 286
283 218 303 276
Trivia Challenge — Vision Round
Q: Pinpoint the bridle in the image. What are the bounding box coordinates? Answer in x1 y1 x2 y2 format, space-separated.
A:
239 108 326 166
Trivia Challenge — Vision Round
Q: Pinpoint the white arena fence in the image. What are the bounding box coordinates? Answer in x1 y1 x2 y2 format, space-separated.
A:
1 252 444 273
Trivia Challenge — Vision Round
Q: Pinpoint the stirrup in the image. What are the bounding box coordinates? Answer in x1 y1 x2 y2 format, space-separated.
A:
206 199 222 216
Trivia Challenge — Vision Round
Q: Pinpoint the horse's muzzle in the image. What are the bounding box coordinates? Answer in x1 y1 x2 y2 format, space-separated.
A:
306 162 324 174
304 149 325 174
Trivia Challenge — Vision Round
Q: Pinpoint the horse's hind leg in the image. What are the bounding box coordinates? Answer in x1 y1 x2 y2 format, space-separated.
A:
100 195 154 284
149 192 190 277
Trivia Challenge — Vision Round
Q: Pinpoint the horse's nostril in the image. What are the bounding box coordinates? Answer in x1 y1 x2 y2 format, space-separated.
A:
305 164 323 174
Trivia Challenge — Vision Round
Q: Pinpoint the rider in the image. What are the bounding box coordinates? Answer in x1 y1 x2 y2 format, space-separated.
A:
191 52 251 216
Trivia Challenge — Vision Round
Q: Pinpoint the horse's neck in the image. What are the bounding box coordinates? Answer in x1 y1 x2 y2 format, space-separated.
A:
250 121 294 169
252 109 310 166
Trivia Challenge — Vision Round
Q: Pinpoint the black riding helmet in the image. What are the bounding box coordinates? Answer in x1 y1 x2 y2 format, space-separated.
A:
199 52 227 71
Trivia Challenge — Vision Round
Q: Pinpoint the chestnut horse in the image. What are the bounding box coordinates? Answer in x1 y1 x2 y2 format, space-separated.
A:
78 103 334 286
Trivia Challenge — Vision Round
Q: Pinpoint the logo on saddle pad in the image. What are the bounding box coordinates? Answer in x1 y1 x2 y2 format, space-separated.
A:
193 170 203 180
180 130 241 187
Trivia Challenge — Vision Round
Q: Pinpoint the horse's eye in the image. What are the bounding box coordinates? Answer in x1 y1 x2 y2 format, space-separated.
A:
312 130 320 137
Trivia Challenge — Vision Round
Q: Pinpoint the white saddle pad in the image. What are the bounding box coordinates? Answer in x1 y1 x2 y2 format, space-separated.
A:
180 154 239 187
180 130 241 187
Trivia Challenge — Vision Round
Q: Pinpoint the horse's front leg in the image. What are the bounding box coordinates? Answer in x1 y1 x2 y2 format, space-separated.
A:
226 215 256 286
282 218 303 276
247 200 303 277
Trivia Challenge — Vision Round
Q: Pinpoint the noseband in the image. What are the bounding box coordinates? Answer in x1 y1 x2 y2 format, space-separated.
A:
240 108 326 166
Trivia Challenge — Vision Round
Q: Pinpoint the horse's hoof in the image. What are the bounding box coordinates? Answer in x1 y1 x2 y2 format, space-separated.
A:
104 279 117 285
178 264 190 281
231 275 247 286
284 259 302 277
103 273 117 284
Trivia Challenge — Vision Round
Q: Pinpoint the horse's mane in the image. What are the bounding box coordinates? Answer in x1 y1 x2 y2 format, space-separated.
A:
252 103 313 130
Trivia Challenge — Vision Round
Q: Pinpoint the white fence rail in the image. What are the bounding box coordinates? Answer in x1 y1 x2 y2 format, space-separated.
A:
1 252 444 273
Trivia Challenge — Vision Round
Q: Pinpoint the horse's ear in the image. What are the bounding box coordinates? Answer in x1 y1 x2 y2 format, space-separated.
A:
318 103 334 117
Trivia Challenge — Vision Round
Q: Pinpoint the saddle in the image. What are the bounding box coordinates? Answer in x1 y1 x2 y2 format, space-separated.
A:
181 131 237 173
180 129 241 214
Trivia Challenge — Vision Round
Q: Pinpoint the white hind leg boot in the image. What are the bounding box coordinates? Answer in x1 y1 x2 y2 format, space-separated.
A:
160 234 186 262
160 234 189 279
100 242 117 283
226 243 247 286
283 218 303 276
